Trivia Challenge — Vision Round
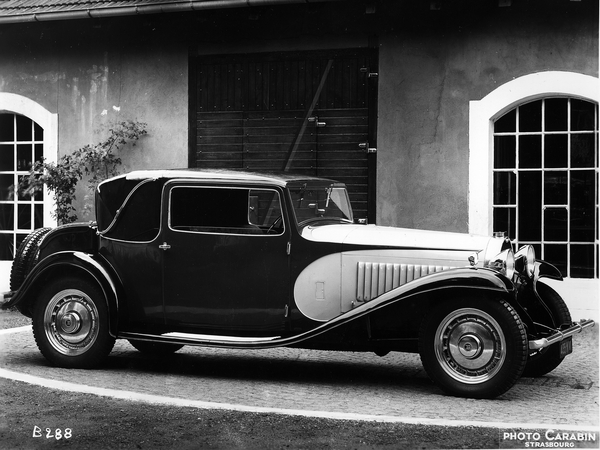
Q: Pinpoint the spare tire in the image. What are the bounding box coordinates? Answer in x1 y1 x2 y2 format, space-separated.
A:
10 227 52 291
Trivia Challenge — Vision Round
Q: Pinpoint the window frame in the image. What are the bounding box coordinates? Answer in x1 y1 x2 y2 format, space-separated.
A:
0 94 57 290
168 184 285 237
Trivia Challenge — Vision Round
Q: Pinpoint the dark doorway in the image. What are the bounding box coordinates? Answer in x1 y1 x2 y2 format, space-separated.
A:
189 49 378 222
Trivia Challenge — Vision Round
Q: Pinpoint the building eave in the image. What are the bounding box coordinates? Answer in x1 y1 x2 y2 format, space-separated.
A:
0 0 345 24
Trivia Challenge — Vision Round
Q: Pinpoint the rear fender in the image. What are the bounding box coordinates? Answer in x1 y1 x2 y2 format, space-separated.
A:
5 251 121 337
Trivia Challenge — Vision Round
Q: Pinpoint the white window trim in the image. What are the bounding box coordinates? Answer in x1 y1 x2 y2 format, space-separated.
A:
0 93 58 291
468 71 599 237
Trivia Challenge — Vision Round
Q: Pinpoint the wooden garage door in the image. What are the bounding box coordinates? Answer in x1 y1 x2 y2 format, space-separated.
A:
190 50 377 221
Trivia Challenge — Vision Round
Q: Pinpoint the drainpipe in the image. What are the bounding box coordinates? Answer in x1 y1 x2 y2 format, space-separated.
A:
0 0 345 24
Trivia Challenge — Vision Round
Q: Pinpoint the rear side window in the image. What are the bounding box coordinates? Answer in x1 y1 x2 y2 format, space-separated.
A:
169 186 283 235
103 180 162 242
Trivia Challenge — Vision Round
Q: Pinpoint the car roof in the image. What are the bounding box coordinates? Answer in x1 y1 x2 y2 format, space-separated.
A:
120 168 336 187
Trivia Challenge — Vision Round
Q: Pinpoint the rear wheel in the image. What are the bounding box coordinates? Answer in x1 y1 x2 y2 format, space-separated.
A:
33 277 115 368
419 297 527 399
523 282 572 377
128 340 183 355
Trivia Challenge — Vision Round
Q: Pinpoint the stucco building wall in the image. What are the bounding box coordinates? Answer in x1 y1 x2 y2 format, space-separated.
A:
0 3 597 229
377 10 598 232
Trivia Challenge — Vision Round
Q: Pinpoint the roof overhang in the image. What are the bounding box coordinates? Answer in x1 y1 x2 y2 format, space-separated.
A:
0 0 346 24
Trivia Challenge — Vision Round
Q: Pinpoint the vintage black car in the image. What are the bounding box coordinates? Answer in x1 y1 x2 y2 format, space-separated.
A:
1 169 594 398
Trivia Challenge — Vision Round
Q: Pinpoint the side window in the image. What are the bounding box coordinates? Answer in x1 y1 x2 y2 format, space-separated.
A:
103 180 162 242
169 186 283 235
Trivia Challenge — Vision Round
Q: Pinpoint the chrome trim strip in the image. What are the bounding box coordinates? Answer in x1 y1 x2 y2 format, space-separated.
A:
163 332 280 343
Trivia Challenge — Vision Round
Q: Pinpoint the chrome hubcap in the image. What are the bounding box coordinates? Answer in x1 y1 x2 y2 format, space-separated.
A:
44 289 99 356
434 308 506 384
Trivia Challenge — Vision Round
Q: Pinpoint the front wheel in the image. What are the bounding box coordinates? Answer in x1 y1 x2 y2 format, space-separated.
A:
33 277 115 369
419 297 527 399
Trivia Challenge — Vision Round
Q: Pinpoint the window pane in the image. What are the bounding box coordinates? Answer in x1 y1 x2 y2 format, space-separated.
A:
170 187 266 235
494 172 516 205
544 171 567 205
17 175 29 201
17 204 31 230
0 233 13 260
544 134 567 168
545 98 568 131
519 135 542 168
495 109 516 132
34 123 43 141
570 244 595 278
493 207 516 238
15 115 32 141
544 244 567 277
570 170 595 242
0 114 14 142
571 99 595 131
518 171 542 241
519 100 542 132
494 136 516 168
0 203 15 231
544 208 567 241
0 204 14 231
34 144 43 163
0 144 14 171
17 144 33 171
0 174 14 200
34 204 44 229
571 134 595 168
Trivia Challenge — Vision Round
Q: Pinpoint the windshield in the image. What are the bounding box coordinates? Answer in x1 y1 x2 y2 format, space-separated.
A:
288 182 354 226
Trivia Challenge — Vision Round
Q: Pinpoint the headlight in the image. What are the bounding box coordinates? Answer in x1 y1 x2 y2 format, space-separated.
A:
515 245 536 278
486 249 515 279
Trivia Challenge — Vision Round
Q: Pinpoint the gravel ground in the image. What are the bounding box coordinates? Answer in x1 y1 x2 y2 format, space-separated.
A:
0 309 597 449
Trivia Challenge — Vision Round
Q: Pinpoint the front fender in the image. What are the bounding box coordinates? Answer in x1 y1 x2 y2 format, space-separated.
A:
4 251 121 337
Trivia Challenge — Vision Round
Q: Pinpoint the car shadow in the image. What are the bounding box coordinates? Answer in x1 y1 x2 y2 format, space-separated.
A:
103 345 432 391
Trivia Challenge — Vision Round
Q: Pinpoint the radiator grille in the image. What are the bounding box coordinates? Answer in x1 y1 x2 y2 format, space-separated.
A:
356 262 454 302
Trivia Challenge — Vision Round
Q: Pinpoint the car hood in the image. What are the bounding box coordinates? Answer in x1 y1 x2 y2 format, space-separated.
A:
300 224 495 254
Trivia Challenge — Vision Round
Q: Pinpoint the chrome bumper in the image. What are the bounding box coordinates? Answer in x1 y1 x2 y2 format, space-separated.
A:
528 319 595 350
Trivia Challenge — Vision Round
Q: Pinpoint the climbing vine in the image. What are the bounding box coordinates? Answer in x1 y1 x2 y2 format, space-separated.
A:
18 120 147 224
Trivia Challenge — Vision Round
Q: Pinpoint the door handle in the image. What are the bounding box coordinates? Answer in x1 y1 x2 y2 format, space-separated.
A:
159 242 171 251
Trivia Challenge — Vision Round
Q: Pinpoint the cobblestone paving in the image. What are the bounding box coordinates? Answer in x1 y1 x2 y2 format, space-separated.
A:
1 326 597 428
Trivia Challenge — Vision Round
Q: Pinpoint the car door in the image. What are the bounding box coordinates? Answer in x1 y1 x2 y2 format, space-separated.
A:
161 182 290 335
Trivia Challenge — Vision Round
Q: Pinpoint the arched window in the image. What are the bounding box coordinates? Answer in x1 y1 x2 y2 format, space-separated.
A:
0 113 46 260
0 94 57 290
492 98 598 278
